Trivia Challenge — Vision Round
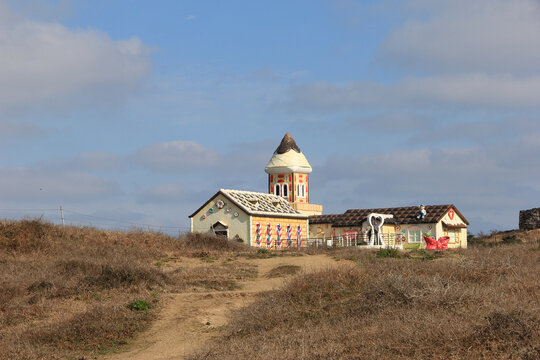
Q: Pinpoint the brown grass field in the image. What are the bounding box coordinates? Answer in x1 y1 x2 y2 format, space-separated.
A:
1 219 539 359
0 219 260 360
193 231 540 360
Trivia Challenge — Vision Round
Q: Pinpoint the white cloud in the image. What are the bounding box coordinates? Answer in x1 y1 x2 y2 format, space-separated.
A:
379 0 540 74
54 152 124 172
0 120 44 137
0 1 151 113
136 183 209 204
346 112 435 132
314 137 540 232
0 167 121 201
133 140 220 173
287 74 540 111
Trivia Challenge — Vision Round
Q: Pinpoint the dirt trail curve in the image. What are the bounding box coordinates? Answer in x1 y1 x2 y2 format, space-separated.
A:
103 254 349 360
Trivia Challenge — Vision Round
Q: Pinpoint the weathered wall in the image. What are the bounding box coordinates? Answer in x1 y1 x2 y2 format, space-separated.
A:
519 207 540 231
190 193 250 242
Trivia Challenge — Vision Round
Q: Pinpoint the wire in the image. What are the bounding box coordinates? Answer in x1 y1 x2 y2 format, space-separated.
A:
62 209 190 229
0 208 58 211
0 207 191 230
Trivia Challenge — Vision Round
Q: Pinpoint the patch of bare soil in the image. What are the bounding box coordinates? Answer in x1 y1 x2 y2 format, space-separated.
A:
103 254 348 360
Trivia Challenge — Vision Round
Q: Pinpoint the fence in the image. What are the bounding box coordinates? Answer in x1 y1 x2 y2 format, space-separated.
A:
257 233 405 250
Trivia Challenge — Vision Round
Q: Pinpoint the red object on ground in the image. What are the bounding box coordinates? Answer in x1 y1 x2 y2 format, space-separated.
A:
424 236 438 250
437 236 450 251
423 236 450 251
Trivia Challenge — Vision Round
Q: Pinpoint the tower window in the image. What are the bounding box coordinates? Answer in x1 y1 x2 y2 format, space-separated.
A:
296 184 306 198
282 184 288 197
274 183 280 196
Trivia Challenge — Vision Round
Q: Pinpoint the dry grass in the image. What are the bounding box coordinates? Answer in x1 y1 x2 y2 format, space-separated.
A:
0 219 258 360
265 265 301 278
194 238 540 359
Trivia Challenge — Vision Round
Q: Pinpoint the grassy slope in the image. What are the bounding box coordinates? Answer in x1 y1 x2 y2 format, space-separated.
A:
0 219 258 360
194 231 540 360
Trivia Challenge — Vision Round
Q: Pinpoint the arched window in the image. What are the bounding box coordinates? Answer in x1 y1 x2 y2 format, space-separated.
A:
301 184 305 197
282 184 288 197
274 183 280 196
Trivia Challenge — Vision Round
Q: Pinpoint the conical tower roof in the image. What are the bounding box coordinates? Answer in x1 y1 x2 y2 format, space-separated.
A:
265 133 312 174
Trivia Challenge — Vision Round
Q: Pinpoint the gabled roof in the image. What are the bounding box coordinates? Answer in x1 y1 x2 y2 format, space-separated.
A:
309 205 469 227
189 189 307 219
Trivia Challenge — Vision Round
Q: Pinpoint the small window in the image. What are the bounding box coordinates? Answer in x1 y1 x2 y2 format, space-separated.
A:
282 184 288 197
274 184 280 196
408 230 421 243
447 230 460 243
296 184 305 198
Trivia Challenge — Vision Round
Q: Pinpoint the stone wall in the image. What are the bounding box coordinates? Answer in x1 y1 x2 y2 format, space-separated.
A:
519 207 540 231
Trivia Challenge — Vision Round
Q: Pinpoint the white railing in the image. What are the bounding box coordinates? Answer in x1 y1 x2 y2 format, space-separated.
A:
258 234 405 249
308 234 404 249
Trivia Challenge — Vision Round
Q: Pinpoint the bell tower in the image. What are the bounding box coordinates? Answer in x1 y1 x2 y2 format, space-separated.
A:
265 133 323 216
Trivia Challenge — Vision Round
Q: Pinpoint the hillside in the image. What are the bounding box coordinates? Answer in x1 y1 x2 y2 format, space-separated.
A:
0 219 263 360
193 230 540 359
1 221 539 359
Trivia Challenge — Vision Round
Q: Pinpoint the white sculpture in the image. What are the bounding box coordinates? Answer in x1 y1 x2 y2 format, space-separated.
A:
367 213 394 246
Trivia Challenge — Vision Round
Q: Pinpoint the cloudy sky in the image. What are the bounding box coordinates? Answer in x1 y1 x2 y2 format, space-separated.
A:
1 0 539 234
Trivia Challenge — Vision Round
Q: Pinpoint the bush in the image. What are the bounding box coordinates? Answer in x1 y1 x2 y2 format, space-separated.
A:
502 234 522 245
376 247 401 258
127 299 152 311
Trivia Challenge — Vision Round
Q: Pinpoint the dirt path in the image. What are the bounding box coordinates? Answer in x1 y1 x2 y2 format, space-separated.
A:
103 254 347 360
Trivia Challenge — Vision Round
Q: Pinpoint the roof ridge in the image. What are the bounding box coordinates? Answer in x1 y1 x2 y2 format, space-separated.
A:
221 189 280 196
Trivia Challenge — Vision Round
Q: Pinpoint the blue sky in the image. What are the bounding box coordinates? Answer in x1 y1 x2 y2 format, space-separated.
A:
1 0 539 233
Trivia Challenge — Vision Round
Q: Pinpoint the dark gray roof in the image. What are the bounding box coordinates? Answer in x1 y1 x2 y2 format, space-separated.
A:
309 205 469 227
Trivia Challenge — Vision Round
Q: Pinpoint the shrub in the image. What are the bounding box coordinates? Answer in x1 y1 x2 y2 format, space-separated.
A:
376 247 401 258
127 299 152 311
502 234 522 245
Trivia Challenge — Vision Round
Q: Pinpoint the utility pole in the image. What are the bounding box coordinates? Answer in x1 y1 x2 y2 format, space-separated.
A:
60 206 65 227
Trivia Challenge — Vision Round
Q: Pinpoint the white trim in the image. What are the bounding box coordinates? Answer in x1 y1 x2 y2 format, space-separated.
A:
265 166 312 174
274 183 281 196
249 216 252 246
296 183 306 198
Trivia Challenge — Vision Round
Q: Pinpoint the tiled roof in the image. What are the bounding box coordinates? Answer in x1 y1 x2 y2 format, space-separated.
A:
189 189 307 218
309 205 468 227
308 214 343 224
222 189 305 216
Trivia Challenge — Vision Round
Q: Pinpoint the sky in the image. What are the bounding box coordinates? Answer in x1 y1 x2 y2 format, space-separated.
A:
0 0 539 234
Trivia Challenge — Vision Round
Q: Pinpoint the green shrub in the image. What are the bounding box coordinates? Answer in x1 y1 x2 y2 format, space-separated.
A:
258 249 269 254
502 234 521 245
126 299 151 311
404 243 421 250
376 248 401 258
